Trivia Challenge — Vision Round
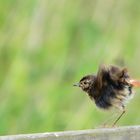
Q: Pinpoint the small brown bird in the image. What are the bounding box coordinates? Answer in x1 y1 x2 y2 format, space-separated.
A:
74 65 140 126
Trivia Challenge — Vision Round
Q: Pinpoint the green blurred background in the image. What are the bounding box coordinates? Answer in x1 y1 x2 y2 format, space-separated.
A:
0 0 140 135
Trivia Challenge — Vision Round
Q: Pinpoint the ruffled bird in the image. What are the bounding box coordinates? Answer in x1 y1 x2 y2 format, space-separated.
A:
74 65 140 126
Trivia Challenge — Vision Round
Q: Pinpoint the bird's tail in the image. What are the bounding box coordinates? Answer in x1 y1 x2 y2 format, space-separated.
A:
128 79 140 87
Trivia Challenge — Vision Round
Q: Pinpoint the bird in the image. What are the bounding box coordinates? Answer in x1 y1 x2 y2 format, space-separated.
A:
73 65 140 126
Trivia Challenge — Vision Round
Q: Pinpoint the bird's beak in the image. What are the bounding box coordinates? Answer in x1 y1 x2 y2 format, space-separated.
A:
73 83 80 87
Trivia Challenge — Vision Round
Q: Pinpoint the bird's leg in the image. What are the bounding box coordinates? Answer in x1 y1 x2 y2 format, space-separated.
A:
101 112 119 128
112 110 125 127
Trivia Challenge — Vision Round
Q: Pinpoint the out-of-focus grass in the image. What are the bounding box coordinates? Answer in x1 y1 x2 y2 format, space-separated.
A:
0 0 140 135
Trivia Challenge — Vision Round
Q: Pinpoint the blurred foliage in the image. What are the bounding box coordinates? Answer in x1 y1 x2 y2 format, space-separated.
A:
0 0 140 135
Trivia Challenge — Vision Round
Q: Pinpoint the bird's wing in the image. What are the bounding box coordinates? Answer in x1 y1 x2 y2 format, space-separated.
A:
109 66 140 87
96 64 108 89
108 65 129 82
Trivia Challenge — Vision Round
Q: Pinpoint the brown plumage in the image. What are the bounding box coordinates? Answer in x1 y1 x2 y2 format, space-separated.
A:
74 65 140 126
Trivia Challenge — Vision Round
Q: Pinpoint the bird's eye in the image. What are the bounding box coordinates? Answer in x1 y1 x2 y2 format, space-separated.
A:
84 81 87 84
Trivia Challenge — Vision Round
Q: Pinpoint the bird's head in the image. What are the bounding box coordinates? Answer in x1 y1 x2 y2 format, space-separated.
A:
73 75 96 93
